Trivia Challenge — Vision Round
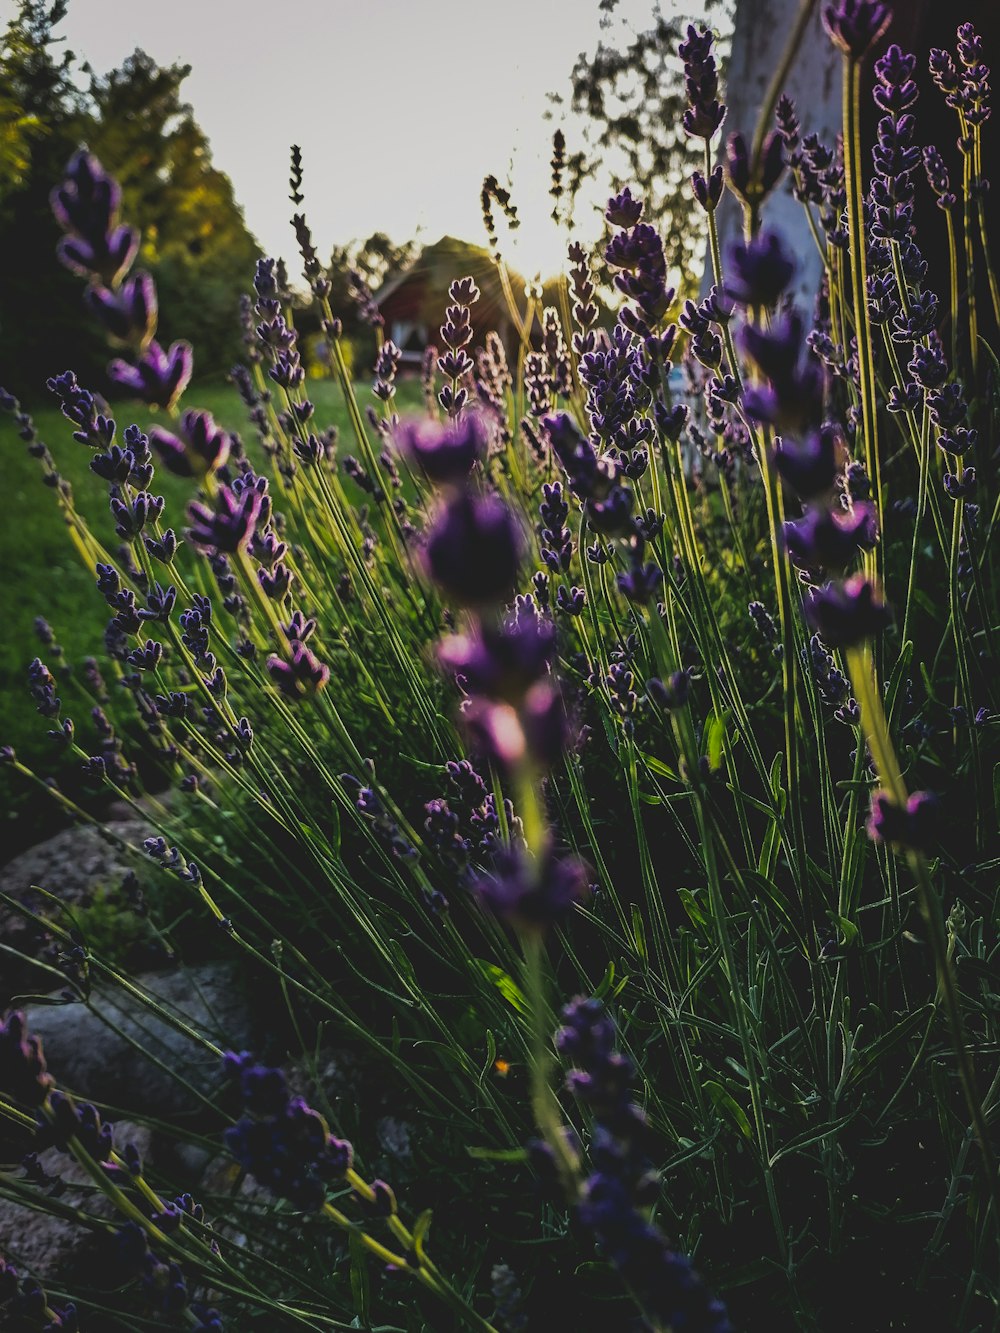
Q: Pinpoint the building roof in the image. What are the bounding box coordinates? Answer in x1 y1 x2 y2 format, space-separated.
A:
375 236 524 330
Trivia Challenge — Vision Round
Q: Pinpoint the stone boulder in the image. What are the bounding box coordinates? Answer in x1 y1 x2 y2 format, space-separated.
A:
24 962 253 1118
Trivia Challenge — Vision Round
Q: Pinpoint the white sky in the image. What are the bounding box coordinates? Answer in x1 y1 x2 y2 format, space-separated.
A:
6 0 702 278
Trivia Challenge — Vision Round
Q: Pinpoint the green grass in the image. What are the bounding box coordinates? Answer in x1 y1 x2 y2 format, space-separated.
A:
0 373 422 851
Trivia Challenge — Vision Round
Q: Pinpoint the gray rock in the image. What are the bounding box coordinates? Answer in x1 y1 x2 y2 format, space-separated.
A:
377 1116 413 1161
0 819 149 904
0 818 150 1000
25 962 253 1117
0 1120 153 1283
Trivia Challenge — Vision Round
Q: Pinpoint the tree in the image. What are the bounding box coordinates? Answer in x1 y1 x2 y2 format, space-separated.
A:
320 231 419 368
560 0 735 295
85 49 260 379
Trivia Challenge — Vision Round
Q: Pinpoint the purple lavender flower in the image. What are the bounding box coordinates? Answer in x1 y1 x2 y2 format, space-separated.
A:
867 789 937 851
150 409 232 478
0 1259 80 1330
558 997 731 1332
108 339 193 410
740 312 826 436
57 223 140 289
46 370 115 449
394 412 487 485
922 145 955 209
0 1011 54 1106
50 149 120 240
783 502 878 572
223 1052 352 1209
187 485 263 554
605 187 643 228
725 130 785 210
726 231 795 307
617 558 663 605
423 492 523 607
266 640 330 700
773 425 845 501
822 0 892 59
35 1089 113 1161
83 271 157 348
678 23 727 140
438 615 555 700
604 218 674 335
803 574 891 648
28 658 60 718
472 845 589 932
691 166 724 212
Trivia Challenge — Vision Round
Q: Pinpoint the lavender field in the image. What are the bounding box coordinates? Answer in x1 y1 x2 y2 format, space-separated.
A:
1 1 999 1329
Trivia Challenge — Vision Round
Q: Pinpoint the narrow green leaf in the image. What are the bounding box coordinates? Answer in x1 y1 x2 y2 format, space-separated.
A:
593 961 616 999
704 708 730 771
465 1145 530 1161
768 1114 856 1165
475 961 529 1014
704 1080 753 1139
631 905 647 965
348 1230 371 1324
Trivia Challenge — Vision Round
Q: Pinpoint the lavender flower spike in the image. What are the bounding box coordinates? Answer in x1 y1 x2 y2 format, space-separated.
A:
150 409 232 478
108 339 193 410
803 574 891 648
823 0 892 59
187 485 263 554
394 412 487 486
472 844 589 933
868 789 937 852
423 492 523 607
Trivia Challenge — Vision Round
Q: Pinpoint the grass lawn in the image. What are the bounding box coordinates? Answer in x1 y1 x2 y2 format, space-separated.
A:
0 373 423 852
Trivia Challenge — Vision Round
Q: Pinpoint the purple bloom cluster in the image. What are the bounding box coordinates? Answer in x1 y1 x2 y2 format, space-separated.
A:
438 276 480 417
395 411 486 485
51 148 137 286
187 481 264 554
0 1010 54 1106
775 98 846 247
870 45 922 247
223 1052 352 1209
678 24 726 141
557 998 731 1332
51 150 192 408
822 0 891 60
425 491 524 607
150 409 232 479
740 308 825 438
252 257 308 404
931 25 992 133
114 1222 206 1319
867 788 937 852
725 128 785 214
0 1255 80 1330
471 842 589 933
604 193 675 338
733 228 890 649
440 607 568 773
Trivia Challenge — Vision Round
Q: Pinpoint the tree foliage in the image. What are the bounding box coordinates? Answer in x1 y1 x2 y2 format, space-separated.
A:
560 0 734 294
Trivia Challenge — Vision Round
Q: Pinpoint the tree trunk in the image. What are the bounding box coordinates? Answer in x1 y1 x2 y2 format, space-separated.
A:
707 0 840 312
710 0 1000 338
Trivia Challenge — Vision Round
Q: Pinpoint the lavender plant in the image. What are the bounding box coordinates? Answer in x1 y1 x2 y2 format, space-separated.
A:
2 8 999 1330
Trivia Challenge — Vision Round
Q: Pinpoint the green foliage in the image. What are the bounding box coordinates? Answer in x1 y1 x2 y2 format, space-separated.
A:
560 0 735 293
2 7 1000 1333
